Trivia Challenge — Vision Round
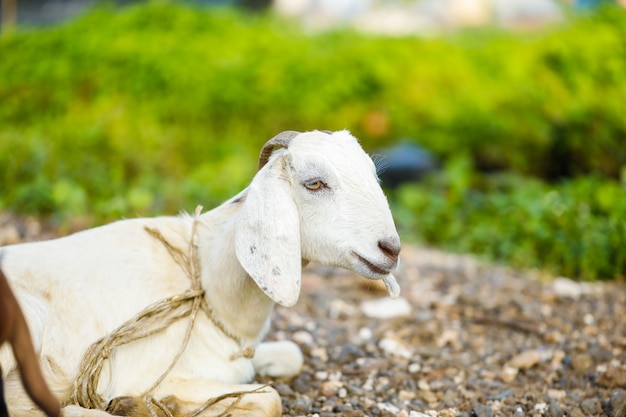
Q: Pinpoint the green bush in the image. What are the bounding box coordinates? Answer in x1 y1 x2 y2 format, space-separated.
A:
0 4 624 279
394 158 626 280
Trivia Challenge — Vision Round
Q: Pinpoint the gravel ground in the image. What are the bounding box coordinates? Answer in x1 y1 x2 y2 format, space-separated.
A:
2 214 626 417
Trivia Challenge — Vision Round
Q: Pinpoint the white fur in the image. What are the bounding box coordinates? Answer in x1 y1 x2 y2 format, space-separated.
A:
0 130 400 417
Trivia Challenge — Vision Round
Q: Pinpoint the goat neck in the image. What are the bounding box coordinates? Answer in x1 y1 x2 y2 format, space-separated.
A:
196 191 274 347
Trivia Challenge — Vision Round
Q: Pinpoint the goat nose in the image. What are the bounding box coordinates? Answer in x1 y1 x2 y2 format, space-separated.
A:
378 238 401 262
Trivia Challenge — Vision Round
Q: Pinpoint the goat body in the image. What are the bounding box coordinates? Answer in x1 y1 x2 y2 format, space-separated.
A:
0 130 401 417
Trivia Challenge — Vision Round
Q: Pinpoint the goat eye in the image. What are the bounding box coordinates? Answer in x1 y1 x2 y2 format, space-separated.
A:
304 180 324 191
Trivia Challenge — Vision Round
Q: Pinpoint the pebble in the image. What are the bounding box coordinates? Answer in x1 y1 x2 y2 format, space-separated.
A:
290 397 312 414
499 366 518 383
580 398 600 415
410 411 438 417
310 347 329 362
292 330 314 346
441 389 458 406
408 363 421 373
398 390 416 401
610 390 626 415
599 366 626 388
379 337 412 359
315 371 329 380
507 350 542 370
417 380 431 391
436 329 461 349
361 297 411 319
292 375 311 394
472 404 493 417
377 402 400 414
492 390 515 401
552 277 586 299
547 389 566 401
343 411 365 417
548 399 564 417
568 408 585 417
358 327 373 341
419 390 438 404
439 409 459 417
320 380 342 397
571 354 593 374
0 224 20 245
274 383 293 397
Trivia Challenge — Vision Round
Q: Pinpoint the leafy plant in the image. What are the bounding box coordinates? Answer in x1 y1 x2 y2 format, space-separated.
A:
0 3 624 279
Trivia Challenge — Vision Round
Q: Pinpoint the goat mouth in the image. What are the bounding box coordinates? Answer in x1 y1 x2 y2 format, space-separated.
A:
352 252 391 276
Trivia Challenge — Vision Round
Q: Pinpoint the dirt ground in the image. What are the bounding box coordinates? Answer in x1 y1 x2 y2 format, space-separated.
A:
2 214 625 417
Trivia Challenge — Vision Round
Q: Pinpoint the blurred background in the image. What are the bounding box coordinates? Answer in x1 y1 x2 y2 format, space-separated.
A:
0 0 625 280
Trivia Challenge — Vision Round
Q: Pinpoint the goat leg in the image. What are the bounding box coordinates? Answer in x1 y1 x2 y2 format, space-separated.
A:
106 395 181 417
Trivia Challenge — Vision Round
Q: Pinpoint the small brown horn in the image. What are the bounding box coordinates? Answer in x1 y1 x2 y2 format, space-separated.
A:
258 131 300 170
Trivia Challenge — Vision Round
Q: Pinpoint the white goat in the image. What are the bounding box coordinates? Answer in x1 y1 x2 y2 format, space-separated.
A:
0 130 401 417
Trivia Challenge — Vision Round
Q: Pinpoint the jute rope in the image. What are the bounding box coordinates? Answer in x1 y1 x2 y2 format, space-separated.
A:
70 206 263 416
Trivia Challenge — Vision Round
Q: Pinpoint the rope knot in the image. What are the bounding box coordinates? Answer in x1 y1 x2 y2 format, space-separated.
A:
230 346 256 361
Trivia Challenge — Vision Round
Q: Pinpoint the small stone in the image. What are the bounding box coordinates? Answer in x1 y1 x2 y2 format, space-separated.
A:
293 330 314 346
599 366 626 388
436 329 461 349
377 402 400 414
320 380 342 397
419 390 438 404
552 277 585 299
346 384 364 396
439 409 459 417
547 389 566 401
507 350 542 370
361 297 411 319
311 347 329 362
274 383 293 397
472 404 493 417
568 408 585 417
609 389 626 416
550 350 566 369
441 389 459 406
0 224 20 245
571 354 593 374
417 380 431 391
315 371 329 380
548 399 564 417
499 366 518 383
358 327 373 341
379 337 412 359
492 390 515 401
343 411 365 417
408 363 421 373
580 398 600 415
291 397 312 414
398 390 416 401
293 374 311 394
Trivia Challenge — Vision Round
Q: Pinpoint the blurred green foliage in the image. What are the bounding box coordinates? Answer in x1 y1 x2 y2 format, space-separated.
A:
0 4 624 279
394 158 626 281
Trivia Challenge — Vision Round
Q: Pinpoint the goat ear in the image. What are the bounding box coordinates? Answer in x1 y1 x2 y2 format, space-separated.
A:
235 155 301 307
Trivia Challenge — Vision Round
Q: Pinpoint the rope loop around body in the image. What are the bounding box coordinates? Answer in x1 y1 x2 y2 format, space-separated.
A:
70 206 261 415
